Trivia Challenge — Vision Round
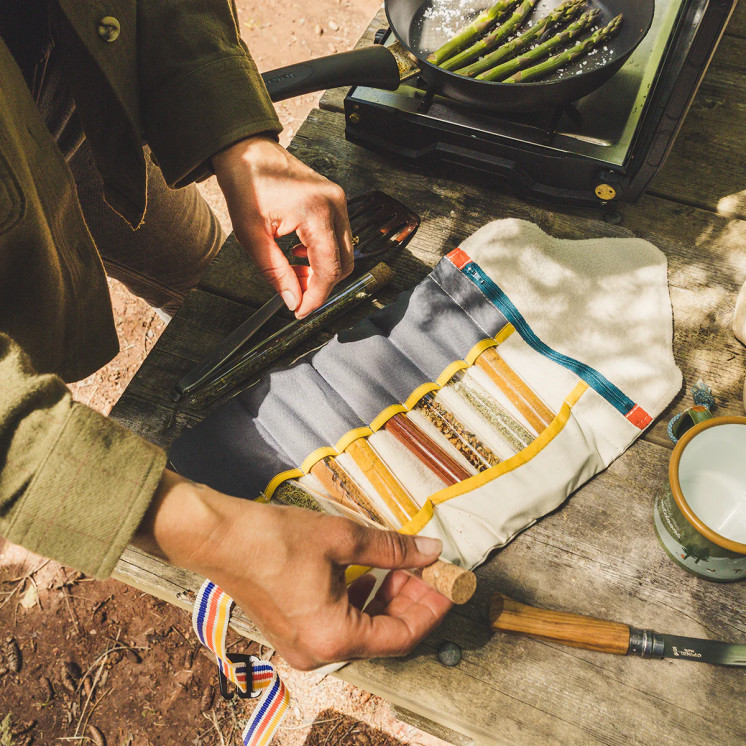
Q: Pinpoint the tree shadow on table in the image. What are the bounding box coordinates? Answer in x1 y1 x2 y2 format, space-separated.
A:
303 708 405 746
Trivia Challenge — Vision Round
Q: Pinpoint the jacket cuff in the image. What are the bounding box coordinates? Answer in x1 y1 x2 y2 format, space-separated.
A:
144 53 282 188
3 404 167 578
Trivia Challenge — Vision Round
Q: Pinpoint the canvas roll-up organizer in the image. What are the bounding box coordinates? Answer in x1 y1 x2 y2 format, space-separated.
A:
171 218 682 570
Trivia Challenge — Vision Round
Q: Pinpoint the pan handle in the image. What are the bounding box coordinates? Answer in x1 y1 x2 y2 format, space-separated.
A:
261 46 401 103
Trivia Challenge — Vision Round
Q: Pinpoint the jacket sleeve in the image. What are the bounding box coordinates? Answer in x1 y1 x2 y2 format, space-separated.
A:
137 0 282 188
0 333 167 578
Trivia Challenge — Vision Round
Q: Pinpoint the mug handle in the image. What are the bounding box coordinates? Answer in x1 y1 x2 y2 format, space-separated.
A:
667 405 712 444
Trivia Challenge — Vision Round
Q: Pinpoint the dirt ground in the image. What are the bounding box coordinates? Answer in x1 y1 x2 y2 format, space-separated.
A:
0 1 452 745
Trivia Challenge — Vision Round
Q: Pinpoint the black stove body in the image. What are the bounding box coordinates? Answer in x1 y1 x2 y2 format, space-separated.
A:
344 0 736 207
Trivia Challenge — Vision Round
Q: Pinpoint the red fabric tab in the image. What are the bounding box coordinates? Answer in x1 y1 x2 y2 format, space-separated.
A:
447 248 472 269
626 404 652 429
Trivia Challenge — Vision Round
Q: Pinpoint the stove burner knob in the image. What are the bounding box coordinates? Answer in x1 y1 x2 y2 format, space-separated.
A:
348 112 361 125
595 183 617 202
374 28 389 45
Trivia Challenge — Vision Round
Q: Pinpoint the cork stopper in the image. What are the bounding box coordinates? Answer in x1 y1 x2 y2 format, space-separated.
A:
367 262 395 291
419 560 476 605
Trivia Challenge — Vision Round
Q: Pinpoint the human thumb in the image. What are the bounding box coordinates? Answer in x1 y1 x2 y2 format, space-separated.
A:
334 523 443 570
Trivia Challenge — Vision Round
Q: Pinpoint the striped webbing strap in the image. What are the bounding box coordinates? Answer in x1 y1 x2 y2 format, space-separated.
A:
193 580 290 746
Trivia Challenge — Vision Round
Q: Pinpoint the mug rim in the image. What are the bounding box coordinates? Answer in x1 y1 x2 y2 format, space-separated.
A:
669 415 746 554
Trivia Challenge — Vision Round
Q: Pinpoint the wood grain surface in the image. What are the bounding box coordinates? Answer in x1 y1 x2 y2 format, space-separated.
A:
111 8 746 744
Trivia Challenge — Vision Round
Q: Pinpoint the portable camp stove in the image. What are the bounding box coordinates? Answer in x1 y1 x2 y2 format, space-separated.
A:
344 0 736 207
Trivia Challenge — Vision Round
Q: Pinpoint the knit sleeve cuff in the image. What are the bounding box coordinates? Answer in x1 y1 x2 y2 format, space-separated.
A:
3 403 167 578
143 52 282 188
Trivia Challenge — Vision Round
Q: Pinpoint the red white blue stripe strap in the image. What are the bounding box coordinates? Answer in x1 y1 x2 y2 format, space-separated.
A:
193 580 290 746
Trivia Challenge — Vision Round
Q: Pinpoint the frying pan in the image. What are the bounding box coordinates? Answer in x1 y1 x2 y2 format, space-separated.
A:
262 0 654 112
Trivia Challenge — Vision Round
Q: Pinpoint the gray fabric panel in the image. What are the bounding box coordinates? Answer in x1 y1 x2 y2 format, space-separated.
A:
248 362 366 464
311 316 431 423
430 258 509 337
370 276 488 379
170 256 508 498
168 376 298 499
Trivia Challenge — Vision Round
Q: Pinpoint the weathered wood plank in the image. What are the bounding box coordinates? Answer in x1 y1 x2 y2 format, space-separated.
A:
726 0 746 38
649 34 746 218
391 707 476 746
112 546 267 645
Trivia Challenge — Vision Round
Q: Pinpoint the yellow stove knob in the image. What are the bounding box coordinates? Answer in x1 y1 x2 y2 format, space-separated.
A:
595 183 617 201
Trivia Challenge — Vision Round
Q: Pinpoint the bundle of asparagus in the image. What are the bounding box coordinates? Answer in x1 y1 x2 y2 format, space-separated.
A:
503 13 622 82
475 7 599 80
426 0 521 66
440 0 537 71
427 0 623 84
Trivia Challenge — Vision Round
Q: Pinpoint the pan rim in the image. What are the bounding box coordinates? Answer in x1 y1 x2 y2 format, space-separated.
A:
385 0 655 89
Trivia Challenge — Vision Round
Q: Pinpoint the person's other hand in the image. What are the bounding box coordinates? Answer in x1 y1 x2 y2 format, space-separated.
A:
135 472 452 670
212 136 354 319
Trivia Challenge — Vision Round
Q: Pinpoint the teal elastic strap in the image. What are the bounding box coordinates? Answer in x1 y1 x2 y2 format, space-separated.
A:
460 261 636 417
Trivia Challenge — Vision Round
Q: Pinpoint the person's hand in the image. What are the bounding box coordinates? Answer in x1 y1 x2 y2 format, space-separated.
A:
134 472 452 670
212 136 354 319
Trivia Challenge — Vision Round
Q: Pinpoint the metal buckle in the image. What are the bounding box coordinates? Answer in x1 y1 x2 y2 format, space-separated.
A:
217 653 256 700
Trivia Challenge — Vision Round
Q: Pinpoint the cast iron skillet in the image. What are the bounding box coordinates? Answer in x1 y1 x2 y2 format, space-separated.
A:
262 0 654 113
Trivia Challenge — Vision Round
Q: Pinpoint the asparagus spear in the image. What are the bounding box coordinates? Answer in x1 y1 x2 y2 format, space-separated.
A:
475 7 599 81
503 13 622 82
427 0 521 66
441 0 537 71
455 0 584 78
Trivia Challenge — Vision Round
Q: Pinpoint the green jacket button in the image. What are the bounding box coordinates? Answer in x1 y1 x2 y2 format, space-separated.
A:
97 16 120 42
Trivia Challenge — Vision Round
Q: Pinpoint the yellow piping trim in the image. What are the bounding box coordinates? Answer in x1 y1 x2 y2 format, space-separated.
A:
397 381 589 536
300 446 338 474
335 426 374 453
465 338 498 366
436 359 469 387
494 323 515 345
404 381 441 410
370 403 408 432
260 325 517 499
263 468 304 500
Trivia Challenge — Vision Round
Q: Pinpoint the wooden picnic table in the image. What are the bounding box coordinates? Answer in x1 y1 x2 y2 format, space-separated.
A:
110 7 746 744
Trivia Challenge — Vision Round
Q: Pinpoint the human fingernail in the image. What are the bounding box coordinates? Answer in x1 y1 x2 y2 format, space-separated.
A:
415 536 443 556
281 290 298 311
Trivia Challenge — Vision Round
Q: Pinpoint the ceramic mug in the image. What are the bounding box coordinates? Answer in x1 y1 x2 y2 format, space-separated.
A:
653 408 746 581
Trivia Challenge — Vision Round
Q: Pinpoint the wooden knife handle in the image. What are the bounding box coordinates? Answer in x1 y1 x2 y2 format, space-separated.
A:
490 592 631 655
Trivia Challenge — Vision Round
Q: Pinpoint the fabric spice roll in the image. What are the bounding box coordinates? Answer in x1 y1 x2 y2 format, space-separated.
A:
384 413 473 485
344 439 420 522
310 457 394 528
447 370 535 453
414 393 500 471
474 347 555 432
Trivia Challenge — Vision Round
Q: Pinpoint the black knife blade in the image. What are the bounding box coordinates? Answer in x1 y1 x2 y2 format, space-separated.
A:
661 633 746 667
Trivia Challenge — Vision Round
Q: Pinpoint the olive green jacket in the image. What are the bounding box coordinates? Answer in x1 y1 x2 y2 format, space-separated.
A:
0 0 281 577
